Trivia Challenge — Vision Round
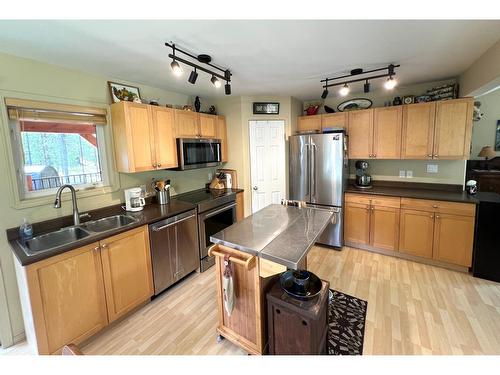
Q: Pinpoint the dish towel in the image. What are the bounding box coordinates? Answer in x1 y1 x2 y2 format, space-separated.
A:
223 255 234 316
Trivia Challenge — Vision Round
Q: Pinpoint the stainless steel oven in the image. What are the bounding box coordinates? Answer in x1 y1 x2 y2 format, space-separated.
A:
198 201 236 271
176 138 222 170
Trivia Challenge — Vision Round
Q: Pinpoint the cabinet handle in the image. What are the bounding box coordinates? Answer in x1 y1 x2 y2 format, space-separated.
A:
373 154 377 158
427 154 433 158
434 154 438 158
157 163 161 168
436 215 440 219
152 163 157 168
432 204 438 208
93 246 100 252
371 207 374 210
430 215 434 218
101 243 108 249
366 206 370 211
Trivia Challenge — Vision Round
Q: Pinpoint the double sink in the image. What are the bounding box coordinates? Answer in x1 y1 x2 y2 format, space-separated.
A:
19 214 139 256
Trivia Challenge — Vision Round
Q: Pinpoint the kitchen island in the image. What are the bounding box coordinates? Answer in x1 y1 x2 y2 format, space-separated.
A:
208 204 333 354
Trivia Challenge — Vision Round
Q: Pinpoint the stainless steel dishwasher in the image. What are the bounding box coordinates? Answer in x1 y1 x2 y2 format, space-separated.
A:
149 208 198 295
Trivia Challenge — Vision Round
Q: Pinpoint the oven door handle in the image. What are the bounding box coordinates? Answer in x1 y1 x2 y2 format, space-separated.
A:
203 202 237 219
151 214 197 232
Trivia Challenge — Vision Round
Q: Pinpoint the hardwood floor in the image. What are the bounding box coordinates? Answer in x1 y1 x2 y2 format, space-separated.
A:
3 246 500 355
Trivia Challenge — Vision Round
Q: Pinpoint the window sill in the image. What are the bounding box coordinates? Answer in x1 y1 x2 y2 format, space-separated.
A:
11 184 119 210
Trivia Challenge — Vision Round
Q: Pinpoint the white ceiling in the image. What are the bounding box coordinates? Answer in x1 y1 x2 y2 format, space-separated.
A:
0 20 499 100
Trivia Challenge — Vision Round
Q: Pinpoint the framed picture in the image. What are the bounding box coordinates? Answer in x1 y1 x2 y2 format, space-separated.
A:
495 120 500 151
253 102 280 115
108 81 141 103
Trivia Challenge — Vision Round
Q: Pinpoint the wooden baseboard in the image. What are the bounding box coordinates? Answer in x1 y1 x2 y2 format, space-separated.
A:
344 241 469 273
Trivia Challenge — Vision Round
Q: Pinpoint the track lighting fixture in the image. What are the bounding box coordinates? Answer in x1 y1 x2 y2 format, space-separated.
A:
170 60 183 77
165 42 232 94
384 76 397 90
211 75 221 88
364 80 370 93
339 84 350 96
320 64 399 98
188 68 198 84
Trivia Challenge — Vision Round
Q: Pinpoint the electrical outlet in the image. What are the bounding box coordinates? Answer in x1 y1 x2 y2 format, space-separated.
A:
399 170 406 178
208 172 213 181
426 164 438 173
406 170 413 178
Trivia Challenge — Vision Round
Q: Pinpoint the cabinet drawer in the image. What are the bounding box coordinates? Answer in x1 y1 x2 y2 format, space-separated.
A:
371 196 401 208
345 193 372 205
401 198 475 216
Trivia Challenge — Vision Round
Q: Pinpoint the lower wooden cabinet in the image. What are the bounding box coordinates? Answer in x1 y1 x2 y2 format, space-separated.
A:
21 225 153 354
370 205 400 251
100 226 153 323
344 202 371 245
399 209 435 259
433 213 474 267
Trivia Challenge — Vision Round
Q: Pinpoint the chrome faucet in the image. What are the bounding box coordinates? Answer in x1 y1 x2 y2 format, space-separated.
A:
54 184 82 226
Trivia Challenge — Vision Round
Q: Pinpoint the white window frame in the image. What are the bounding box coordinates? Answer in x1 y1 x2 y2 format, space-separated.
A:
0 93 120 209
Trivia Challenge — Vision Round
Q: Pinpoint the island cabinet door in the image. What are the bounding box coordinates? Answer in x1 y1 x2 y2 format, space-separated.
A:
25 242 108 354
399 209 434 259
344 202 371 246
432 213 474 267
100 225 154 323
369 205 400 251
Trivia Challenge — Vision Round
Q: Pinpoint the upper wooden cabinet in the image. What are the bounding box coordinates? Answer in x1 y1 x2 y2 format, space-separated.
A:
433 98 474 159
373 106 402 159
217 115 228 162
199 113 217 138
297 115 321 133
174 110 199 138
347 109 374 159
111 102 178 172
401 102 435 159
321 112 348 130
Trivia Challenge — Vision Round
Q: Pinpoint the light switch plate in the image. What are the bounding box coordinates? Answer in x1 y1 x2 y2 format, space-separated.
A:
406 170 413 178
426 164 439 173
399 170 406 178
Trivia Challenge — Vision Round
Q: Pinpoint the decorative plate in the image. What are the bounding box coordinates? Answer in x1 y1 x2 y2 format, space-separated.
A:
337 98 373 112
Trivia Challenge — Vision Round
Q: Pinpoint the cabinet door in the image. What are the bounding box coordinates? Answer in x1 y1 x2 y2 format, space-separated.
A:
370 205 400 251
433 213 474 266
297 115 321 133
373 106 402 159
199 114 217 138
433 98 473 159
321 112 347 131
399 209 434 258
175 110 200 137
347 109 374 159
100 226 153 323
151 106 178 169
344 202 371 245
401 102 435 159
236 191 244 222
125 103 155 172
26 242 108 354
217 115 228 162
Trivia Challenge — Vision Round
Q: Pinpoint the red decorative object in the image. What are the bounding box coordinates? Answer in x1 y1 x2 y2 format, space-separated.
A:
305 105 320 116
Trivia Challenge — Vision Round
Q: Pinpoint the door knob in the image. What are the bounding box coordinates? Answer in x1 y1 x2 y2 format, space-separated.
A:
253 186 258 191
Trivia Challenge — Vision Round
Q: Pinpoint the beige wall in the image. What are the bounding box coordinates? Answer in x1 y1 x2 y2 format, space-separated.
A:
0 52 216 345
460 39 500 97
470 88 500 159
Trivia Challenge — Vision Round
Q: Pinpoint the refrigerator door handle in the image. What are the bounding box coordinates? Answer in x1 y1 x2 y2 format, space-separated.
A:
311 143 317 199
305 143 310 197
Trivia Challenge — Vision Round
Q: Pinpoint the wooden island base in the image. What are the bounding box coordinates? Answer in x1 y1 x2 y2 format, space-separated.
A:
208 244 287 355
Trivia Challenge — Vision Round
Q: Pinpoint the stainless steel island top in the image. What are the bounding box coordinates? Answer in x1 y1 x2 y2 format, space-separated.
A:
210 204 333 269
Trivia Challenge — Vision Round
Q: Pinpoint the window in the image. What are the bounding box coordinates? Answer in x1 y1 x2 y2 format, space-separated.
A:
6 98 110 199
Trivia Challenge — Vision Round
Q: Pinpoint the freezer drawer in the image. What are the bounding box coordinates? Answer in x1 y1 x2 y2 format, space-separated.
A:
307 204 343 248
149 209 199 295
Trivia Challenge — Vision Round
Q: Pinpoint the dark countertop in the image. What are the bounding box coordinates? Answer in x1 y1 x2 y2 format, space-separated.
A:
8 188 244 267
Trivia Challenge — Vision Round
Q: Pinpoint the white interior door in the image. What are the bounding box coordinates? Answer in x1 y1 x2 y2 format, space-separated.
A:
249 120 286 213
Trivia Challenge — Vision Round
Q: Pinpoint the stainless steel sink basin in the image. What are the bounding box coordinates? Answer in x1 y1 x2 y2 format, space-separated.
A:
21 227 91 255
81 215 138 233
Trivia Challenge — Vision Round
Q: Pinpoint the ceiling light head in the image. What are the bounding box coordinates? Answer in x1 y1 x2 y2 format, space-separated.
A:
170 60 183 77
339 83 350 97
188 68 198 84
225 82 231 95
385 76 397 90
321 88 329 99
364 80 370 93
211 75 221 88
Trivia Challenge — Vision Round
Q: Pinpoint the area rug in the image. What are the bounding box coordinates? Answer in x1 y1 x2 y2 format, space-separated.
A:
328 289 367 355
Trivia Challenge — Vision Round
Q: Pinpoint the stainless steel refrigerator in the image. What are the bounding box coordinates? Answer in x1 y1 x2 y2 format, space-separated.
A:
289 130 348 248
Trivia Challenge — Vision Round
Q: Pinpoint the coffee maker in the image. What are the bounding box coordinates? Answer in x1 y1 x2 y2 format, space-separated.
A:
354 160 372 189
124 187 146 212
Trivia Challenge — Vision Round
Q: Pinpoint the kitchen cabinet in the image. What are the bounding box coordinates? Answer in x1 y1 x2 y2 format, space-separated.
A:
111 102 178 172
433 98 474 159
344 193 400 251
297 115 321 133
347 109 374 159
100 226 153 323
20 225 153 354
174 109 199 138
236 191 244 222
321 112 348 131
373 106 402 159
217 115 228 162
399 209 435 258
24 242 108 354
401 102 435 159
199 113 217 138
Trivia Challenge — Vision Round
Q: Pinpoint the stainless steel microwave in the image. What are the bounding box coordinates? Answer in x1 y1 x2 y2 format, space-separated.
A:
175 138 222 170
